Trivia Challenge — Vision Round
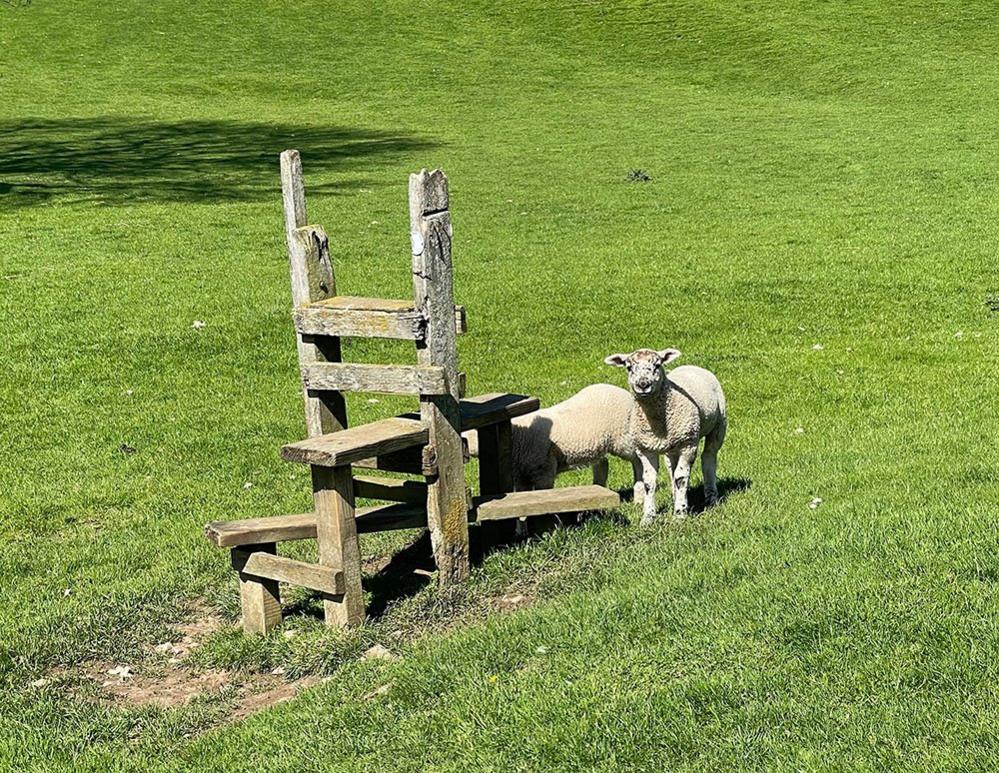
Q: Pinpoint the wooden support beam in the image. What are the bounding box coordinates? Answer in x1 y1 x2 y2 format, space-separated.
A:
303 362 451 395
477 422 514 496
410 168 469 585
280 149 347 436
475 420 517 545
232 548 344 596
353 475 428 504
235 543 282 635
312 466 364 627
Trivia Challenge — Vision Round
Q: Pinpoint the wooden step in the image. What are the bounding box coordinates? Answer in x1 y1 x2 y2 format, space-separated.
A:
471 485 621 522
284 393 536 471
294 296 467 341
281 417 427 467
205 502 429 548
205 485 620 549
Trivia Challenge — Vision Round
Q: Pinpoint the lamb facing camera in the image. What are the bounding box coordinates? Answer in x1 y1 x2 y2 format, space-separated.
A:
604 348 727 524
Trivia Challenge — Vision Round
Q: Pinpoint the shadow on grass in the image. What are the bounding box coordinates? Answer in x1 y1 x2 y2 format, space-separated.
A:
0 117 436 208
291 478 752 623
613 475 752 515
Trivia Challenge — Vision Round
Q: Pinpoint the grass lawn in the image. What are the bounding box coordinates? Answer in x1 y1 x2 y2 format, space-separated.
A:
3 0 999 768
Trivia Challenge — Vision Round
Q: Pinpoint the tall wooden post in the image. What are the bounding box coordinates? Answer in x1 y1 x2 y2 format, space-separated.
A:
280 149 347 435
409 169 470 585
281 149 363 626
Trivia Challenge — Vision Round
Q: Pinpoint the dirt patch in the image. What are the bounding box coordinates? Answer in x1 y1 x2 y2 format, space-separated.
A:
94 664 231 708
230 675 321 722
43 605 320 720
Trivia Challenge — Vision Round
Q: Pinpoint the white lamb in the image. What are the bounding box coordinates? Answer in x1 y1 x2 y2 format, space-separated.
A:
504 382 641 494
482 348 726 526
603 347 727 525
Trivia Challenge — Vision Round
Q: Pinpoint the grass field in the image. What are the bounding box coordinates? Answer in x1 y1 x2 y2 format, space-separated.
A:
3 0 999 768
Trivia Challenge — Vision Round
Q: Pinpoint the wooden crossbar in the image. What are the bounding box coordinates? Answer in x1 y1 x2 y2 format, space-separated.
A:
232 548 345 596
293 297 468 341
303 362 452 395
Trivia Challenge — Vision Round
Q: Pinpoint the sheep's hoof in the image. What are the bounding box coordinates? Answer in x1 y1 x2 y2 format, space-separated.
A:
673 508 688 520
639 514 657 527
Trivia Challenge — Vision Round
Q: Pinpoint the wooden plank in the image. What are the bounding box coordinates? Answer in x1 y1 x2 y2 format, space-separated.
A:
232 549 344 596
313 467 364 627
280 150 346 436
294 298 425 341
235 543 282 635
294 297 466 340
303 362 450 395
353 475 428 504
459 393 540 431
472 485 621 522
410 168 470 586
207 513 316 547
281 417 428 467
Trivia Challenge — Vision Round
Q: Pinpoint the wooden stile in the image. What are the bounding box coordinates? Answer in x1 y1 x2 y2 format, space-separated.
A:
206 156 621 635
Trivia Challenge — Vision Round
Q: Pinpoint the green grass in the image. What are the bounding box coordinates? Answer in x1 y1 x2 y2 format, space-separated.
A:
3 0 999 768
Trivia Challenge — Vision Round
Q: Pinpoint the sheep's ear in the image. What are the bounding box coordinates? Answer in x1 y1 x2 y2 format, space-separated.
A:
604 354 629 368
656 348 682 365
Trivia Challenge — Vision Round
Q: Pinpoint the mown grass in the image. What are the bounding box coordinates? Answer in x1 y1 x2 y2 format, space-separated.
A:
2 0 999 769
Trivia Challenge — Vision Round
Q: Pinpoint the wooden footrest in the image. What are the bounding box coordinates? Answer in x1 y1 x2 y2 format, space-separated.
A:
471 485 621 522
281 417 427 467
294 295 467 341
205 502 429 548
206 485 618 547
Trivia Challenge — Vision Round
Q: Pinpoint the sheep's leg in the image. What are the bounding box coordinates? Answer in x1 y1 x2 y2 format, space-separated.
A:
637 450 660 526
672 445 697 518
701 419 726 507
592 457 609 487
631 456 645 505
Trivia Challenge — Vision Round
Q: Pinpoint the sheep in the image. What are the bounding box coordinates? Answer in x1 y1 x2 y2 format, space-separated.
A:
604 347 727 525
501 383 642 494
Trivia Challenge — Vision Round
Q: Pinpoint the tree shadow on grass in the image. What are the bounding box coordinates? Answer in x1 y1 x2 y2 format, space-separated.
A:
0 117 437 208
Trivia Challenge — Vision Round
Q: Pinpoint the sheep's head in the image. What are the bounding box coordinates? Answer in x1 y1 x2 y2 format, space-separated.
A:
604 348 681 398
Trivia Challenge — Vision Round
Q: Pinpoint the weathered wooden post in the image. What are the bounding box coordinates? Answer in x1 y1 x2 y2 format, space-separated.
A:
409 169 470 584
280 149 364 628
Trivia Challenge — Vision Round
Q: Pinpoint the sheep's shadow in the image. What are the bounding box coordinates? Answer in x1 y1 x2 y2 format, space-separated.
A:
614 474 751 516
